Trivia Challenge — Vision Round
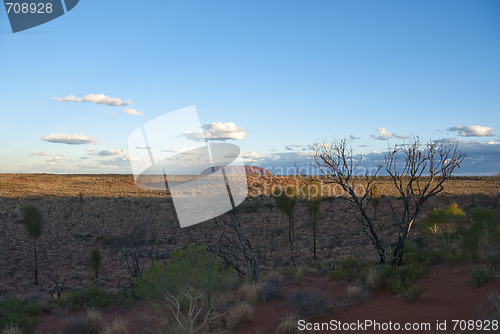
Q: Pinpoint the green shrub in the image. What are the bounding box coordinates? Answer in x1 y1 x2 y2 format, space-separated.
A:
419 203 465 257
67 286 113 308
329 256 362 281
401 239 432 265
309 260 324 271
471 266 493 287
0 297 43 333
421 203 466 234
387 264 427 301
462 209 500 264
399 283 426 302
134 243 237 300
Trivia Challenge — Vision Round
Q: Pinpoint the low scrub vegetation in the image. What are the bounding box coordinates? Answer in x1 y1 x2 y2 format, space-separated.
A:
0 297 43 333
418 204 500 267
329 255 365 281
386 264 427 302
58 286 114 309
471 266 494 287
134 243 237 301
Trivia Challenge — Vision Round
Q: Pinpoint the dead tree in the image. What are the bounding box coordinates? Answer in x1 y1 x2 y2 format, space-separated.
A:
386 138 465 266
312 139 386 263
40 253 73 299
312 138 465 266
206 211 260 282
121 223 161 278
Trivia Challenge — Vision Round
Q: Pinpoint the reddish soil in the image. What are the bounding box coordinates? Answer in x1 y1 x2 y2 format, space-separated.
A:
229 265 500 334
35 265 500 334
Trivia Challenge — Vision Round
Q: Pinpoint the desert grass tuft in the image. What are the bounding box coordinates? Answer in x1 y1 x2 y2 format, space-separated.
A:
239 282 264 304
347 284 369 301
99 318 128 334
276 314 314 334
226 302 254 329
1 325 23 334
86 308 103 333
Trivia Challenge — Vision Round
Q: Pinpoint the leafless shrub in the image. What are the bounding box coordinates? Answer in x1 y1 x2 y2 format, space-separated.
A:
160 289 214 334
207 211 260 281
121 223 165 279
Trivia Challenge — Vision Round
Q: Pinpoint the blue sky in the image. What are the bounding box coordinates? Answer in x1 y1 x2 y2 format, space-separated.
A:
1 0 499 175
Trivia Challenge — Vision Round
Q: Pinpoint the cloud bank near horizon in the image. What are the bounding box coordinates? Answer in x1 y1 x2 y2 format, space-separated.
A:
53 94 132 106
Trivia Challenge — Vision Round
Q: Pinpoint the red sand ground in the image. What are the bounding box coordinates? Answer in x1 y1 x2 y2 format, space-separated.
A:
36 265 500 334
230 265 500 334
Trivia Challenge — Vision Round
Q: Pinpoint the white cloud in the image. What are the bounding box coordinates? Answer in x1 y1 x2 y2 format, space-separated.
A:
371 128 407 140
242 152 262 159
52 94 82 102
285 144 303 151
31 152 52 156
447 125 494 137
182 122 248 141
41 133 98 145
53 93 132 106
350 135 361 140
371 128 393 140
123 108 143 116
97 149 127 156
